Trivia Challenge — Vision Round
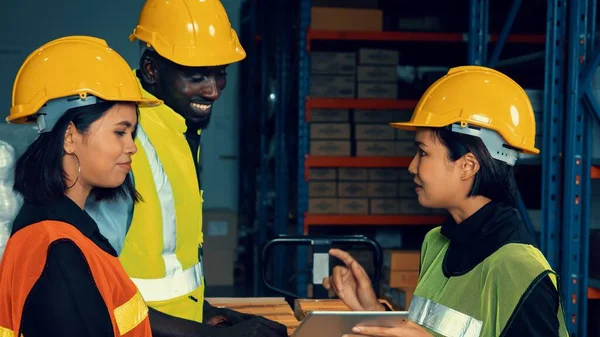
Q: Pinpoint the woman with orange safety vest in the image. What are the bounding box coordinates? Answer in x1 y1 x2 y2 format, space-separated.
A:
324 66 570 337
0 36 161 337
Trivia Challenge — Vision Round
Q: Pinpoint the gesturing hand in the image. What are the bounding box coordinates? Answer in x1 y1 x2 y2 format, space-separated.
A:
322 248 383 312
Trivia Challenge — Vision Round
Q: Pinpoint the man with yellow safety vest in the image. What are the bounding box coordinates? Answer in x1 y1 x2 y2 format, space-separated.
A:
85 1 287 336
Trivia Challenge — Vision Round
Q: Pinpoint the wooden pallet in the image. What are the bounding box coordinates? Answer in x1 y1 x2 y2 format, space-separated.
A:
206 297 299 335
293 298 394 321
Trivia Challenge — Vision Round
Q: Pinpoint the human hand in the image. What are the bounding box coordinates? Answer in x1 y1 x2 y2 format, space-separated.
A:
342 319 433 337
322 248 383 311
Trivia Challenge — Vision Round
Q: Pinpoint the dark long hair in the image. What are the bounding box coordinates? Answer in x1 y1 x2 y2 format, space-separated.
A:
430 127 518 207
14 101 141 204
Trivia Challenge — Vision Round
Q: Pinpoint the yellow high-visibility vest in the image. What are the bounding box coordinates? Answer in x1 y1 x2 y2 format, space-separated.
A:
119 73 205 322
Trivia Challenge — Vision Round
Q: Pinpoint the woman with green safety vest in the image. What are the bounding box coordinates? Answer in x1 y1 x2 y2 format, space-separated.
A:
323 66 570 337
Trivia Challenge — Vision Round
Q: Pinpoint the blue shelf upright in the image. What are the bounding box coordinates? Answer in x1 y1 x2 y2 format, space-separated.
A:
468 0 537 243
468 0 489 65
562 0 599 334
541 0 566 276
296 0 311 298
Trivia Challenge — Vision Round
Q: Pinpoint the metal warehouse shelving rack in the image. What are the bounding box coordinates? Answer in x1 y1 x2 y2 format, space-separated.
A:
292 0 599 336
241 0 600 334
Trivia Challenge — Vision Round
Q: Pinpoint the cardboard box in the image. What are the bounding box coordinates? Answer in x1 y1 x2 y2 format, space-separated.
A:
384 250 420 271
368 168 401 181
311 109 350 122
359 48 400 65
337 182 368 197
357 66 398 82
310 141 351 156
398 180 416 198
311 7 383 32
309 181 337 197
355 124 396 140
398 170 413 182
357 141 396 157
203 210 239 249
338 168 368 181
383 270 420 288
311 52 356 75
309 168 337 180
368 182 399 197
338 198 369 214
395 128 415 140
310 123 351 140
358 82 397 99
398 197 431 215
395 140 417 156
309 198 338 214
370 199 402 214
310 75 355 98
354 109 397 123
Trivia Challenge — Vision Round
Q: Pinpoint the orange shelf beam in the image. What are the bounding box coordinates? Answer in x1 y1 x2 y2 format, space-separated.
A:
305 98 417 122
305 156 412 180
490 33 546 44
589 287 600 300
592 165 600 179
306 30 545 48
304 214 445 234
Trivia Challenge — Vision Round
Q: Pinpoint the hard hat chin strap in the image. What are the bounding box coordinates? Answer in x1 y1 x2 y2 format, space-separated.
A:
449 123 519 166
35 95 102 133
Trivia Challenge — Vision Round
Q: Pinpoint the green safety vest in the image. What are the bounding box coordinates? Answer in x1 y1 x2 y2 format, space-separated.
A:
408 227 569 337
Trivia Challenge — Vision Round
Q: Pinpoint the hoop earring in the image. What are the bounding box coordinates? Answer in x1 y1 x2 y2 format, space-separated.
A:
66 153 81 189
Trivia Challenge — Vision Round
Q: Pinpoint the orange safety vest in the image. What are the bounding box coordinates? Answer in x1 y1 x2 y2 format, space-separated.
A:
0 221 151 337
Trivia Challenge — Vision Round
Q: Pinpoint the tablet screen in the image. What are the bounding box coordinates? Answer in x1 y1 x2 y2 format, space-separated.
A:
291 311 410 337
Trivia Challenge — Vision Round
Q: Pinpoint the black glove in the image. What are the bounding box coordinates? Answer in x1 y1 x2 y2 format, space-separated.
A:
215 316 288 337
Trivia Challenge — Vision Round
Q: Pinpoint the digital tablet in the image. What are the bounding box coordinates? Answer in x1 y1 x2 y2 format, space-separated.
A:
291 311 410 337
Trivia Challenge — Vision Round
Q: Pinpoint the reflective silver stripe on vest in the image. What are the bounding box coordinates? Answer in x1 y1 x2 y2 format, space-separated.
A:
133 126 202 302
408 296 483 337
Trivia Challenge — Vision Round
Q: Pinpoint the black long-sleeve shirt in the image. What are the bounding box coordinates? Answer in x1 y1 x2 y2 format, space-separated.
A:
439 201 559 336
11 197 116 336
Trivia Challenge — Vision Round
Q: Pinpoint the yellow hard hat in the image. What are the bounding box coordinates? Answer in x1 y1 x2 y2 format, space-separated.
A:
129 0 246 67
7 35 162 125
391 66 538 158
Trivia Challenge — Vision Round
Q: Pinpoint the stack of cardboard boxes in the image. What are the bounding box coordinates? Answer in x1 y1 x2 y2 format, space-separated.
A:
309 109 418 157
308 167 443 215
379 250 420 310
309 49 400 100
357 49 399 99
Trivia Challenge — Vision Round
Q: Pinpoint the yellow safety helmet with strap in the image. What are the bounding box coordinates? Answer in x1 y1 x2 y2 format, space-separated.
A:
391 66 539 166
129 0 246 67
7 35 161 129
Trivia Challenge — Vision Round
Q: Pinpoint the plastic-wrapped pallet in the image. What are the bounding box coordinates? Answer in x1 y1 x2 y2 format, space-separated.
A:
0 140 22 259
